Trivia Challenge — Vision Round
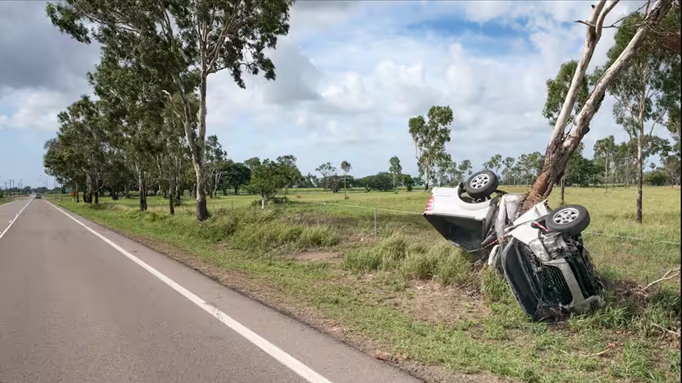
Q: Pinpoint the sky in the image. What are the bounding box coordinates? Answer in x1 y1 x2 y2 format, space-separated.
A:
0 0 664 189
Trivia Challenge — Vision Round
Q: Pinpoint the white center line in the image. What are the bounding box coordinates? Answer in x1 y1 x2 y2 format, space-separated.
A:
0 199 33 241
46 200 334 383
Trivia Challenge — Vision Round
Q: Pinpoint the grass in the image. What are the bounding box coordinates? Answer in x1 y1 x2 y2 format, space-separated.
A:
51 186 681 383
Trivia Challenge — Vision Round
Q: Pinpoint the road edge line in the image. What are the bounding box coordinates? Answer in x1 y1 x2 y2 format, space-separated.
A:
45 200 333 383
0 199 33 241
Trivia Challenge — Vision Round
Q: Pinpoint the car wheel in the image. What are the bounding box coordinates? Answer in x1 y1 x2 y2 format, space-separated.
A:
546 205 590 236
464 170 499 199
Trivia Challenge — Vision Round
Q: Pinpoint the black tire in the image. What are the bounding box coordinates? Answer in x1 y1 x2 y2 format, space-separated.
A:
464 170 499 199
546 204 590 236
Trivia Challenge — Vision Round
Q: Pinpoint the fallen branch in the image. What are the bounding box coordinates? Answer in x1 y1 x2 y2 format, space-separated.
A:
550 345 613 358
549 345 570 356
652 323 682 338
586 349 611 357
644 266 681 291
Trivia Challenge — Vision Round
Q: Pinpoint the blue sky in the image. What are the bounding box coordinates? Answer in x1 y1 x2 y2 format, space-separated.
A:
0 0 663 189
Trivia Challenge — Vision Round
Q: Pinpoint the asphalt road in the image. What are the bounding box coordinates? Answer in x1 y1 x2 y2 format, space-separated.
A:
0 198 421 383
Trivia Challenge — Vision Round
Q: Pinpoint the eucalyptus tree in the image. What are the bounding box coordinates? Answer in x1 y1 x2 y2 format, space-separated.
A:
408 105 453 190
542 59 590 200
50 96 112 204
525 0 676 210
47 0 296 221
388 156 402 190
204 135 227 198
502 157 516 185
87 47 168 210
43 137 86 201
340 160 352 192
594 136 618 187
457 159 473 179
594 7 680 222
483 154 503 175
315 162 336 191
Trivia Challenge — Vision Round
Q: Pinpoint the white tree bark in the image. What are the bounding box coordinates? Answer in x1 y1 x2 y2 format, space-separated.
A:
526 0 674 208
567 0 672 148
549 0 619 144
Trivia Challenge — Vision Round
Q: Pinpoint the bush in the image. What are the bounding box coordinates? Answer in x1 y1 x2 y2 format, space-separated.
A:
343 248 383 273
644 170 669 186
433 245 476 286
342 235 476 286
299 226 340 248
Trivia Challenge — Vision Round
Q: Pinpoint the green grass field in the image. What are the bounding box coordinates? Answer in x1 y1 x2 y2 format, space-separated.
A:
51 186 681 383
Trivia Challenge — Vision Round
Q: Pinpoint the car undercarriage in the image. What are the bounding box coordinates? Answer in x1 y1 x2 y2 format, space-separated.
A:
423 170 605 320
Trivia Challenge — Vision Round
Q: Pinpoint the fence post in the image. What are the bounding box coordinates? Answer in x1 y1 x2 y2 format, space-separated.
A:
374 208 377 240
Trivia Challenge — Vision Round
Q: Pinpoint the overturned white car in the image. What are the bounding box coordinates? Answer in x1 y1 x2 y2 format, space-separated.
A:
424 170 604 320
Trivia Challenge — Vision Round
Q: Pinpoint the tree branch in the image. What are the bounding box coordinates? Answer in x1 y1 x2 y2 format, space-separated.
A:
578 1 650 30
648 110 667 135
567 0 675 148
550 1 614 145
652 322 681 337
644 266 681 291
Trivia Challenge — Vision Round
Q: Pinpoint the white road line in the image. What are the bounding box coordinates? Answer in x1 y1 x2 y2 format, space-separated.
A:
46 200 333 383
0 199 33 241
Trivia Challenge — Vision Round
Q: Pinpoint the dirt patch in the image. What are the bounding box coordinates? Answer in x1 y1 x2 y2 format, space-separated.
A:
292 251 342 262
397 281 489 325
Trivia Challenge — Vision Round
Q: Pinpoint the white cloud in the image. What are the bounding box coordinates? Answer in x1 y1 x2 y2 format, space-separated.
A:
1 0 668 180
0 89 69 131
318 72 375 114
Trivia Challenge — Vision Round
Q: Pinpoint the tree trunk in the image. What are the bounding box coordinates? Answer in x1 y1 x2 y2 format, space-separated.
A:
138 171 147 211
194 164 208 221
636 121 645 224
124 183 130 199
637 139 643 223
94 191 99 204
424 160 430 191
424 165 430 191
174 68 208 221
525 0 673 210
234 186 239 195
169 178 175 216
560 175 566 206
86 173 93 204
192 73 210 221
